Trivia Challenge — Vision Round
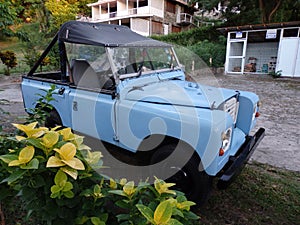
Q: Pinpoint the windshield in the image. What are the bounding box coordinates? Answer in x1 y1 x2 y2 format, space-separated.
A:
108 47 179 79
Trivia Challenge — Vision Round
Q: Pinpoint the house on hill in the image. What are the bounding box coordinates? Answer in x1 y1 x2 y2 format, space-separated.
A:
218 21 300 78
87 0 199 36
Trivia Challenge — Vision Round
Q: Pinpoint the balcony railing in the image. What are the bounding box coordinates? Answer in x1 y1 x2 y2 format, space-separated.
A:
176 13 215 27
176 13 199 26
128 8 137 15
92 6 164 21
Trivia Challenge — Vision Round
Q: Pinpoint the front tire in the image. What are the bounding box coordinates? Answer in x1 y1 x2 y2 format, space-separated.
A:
45 110 62 128
150 143 212 205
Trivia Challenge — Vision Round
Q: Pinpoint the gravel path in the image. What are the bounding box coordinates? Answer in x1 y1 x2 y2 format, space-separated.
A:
1 74 299 172
217 74 300 172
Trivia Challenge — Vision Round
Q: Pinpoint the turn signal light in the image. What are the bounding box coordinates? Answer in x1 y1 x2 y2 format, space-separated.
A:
219 148 225 156
255 112 260 118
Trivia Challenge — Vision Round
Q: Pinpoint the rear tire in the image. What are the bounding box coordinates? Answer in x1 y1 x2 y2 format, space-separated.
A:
150 144 212 205
45 110 62 128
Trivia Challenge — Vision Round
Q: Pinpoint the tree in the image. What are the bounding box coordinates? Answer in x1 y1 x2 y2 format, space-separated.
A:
258 0 282 23
24 0 51 32
191 0 300 25
45 0 79 30
77 0 93 17
0 51 18 75
0 1 17 38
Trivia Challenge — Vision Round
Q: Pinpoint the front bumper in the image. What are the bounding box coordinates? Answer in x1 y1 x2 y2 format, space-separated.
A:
217 127 265 189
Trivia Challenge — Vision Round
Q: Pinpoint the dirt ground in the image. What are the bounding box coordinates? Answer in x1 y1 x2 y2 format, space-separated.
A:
0 73 299 172
219 74 300 172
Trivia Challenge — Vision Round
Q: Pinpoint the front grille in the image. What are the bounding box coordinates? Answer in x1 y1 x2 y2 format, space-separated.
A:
224 97 239 123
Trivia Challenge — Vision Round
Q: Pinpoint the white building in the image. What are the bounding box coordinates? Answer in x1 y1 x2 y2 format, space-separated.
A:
218 21 300 78
87 0 199 36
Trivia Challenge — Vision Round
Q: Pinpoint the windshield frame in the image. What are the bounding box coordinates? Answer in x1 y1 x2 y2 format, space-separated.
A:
107 46 181 80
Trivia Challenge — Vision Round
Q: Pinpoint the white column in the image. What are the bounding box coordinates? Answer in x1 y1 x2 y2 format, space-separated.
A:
224 32 230 74
126 0 128 11
91 7 95 19
149 17 152 36
130 17 132 29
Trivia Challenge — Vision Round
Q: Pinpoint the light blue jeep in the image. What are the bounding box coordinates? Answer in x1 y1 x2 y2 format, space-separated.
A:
22 21 265 204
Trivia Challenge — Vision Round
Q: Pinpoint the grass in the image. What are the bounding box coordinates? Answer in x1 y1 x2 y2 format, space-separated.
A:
198 162 300 225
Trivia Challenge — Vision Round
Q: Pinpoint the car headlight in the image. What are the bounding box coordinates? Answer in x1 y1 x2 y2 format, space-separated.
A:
253 101 261 120
219 128 232 156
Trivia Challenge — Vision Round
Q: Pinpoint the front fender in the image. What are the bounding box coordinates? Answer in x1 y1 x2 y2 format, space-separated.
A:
236 91 259 135
117 100 232 175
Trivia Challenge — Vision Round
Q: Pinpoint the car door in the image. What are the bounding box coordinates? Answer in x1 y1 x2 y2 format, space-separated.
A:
69 88 116 144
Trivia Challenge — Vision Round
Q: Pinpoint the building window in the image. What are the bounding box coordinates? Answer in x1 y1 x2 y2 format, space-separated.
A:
166 1 176 14
283 28 299 37
134 0 148 8
152 21 163 35
172 26 181 33
139 0 148 7
229 32 247 40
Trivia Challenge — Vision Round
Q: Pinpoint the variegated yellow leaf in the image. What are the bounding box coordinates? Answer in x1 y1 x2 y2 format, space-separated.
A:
62 158 85 170
16 136 26 141
18 146 35 164
50 126 62 131
55 143 76 161
59 128 74 141
123 181 135 196
8 159 23 166
77 144 91 151
84 150 102 165
109 178 117 189
176 201 196 211
154 177 176 195
42 131 59 148
13 122 47 138
31 129 47 138
12 122 38 132
72 134 84 148
120 178 127 186
60 167 78 180
154 200 172 224
46 156 66 167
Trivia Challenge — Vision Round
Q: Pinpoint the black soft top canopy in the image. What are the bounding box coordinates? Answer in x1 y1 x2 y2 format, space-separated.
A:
58 21 171 47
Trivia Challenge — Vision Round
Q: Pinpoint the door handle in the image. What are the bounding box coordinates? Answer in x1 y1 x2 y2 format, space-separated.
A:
58 87 65 95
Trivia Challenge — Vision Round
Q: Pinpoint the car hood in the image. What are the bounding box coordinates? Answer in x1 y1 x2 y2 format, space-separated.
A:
123 80 237 109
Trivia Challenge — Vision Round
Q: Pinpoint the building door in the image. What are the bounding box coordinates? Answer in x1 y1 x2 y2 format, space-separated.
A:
163 24 169 35
295 39 300 77
225 30 249 74
225 39 247 74
277 38 300 77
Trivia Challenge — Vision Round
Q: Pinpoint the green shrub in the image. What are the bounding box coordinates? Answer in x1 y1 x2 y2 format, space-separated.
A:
153 27 226 69
0 50 18 75
0 123 199 224
269 70 282 78
152 26 221 46
188 36 227 68
0 68 199 225
26 84 56 126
